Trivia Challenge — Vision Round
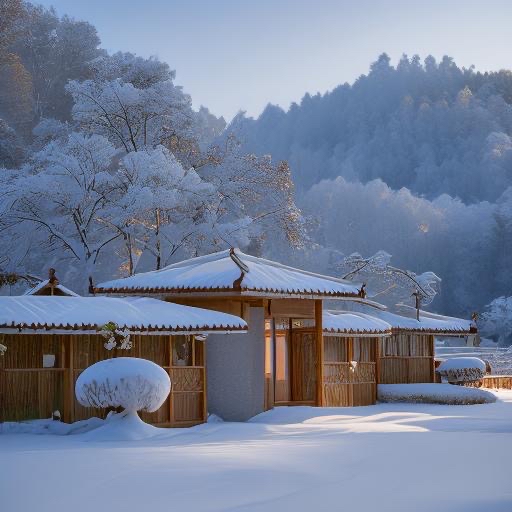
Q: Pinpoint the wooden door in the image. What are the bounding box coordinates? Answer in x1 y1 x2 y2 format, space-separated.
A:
291 329 317 403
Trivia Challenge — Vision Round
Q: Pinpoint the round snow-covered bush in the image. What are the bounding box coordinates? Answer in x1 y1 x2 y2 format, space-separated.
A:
75 357 171 413
436 357 486 384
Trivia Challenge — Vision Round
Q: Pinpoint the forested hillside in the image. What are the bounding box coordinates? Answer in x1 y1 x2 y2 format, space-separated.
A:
234 54 512 317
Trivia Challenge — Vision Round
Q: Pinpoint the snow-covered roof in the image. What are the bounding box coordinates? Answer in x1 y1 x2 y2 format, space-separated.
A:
0 296 247 334
24 279 79 297
354 303 475 335
323 310 392 336
96 248 361 299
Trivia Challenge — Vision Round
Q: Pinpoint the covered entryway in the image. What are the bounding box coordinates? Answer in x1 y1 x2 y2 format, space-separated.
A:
269 322 318 405
264 299 324 409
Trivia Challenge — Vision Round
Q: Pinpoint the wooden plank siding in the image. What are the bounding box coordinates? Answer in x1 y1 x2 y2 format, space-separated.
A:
322 336 378 407
378 333 435 384
0 333 206 426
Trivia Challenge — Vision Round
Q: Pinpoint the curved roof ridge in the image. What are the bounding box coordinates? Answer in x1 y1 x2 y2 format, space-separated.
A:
234 249 359 287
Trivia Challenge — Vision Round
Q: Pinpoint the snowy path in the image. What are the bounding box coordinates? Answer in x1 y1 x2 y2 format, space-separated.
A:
2 391 512 512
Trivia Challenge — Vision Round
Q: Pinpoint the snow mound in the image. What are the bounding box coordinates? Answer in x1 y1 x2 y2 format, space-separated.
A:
0 417 104 436
75 357 171 412
378 384 497 405
80 411 164 442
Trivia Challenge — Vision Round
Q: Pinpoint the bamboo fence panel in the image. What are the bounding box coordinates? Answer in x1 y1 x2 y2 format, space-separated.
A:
324 337 348 362
379 334 435 384
324 382 351 406
481 376 512 389
168 367 205 425
322 336 378 406
352 383 376 406
140 396 171 424
0 369 65 421
379 358 409 384
1 333 206 426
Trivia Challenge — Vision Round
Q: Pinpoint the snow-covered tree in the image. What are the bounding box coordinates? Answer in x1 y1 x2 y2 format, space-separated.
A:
6 133 118 286
66 66 193 153
480 296 512 346
108 145 215 273
338 250 441 311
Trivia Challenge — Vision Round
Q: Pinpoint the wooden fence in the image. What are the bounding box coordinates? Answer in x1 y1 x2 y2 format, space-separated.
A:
323 336 378 406
378 333 435 384
0 333 206 427
480 375 512 390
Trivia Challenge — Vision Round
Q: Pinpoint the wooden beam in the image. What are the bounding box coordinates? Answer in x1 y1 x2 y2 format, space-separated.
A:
430 335 435 383
62 336 74 423
315 300 324 407
169 335 173 425
202 340 208 423
375 337 381 402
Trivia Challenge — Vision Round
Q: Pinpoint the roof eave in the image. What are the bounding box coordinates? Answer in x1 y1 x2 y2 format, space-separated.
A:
94 286 360 300
0 323 248 335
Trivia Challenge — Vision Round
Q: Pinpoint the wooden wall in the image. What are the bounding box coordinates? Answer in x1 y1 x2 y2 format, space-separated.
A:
323 336 378 407
0 333 206 427
378 333 435 384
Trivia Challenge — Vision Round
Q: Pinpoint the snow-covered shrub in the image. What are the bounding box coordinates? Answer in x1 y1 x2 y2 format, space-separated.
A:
75 358 171 414
99 322 132 351
378 383 496 405
436 357 486 384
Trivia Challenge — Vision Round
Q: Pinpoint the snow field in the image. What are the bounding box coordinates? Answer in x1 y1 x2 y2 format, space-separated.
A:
1 390 511 512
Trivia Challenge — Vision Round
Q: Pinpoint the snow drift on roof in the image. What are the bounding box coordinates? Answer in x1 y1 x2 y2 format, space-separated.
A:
353 303 474 334
323 310 392 336
0 296 247 333
96 248 361 298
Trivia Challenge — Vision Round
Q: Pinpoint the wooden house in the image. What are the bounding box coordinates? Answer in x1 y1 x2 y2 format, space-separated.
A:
24 268 79 297
95 248 362 420
0 295 246 426
342 302 476 385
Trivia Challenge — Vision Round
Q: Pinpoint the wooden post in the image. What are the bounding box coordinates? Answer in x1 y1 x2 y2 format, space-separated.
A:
202 341 208 423
315 300 324 407
272 318 277 406
169 335 173 425
62 336 74 423
348 337 354 406
287 318 293 401
430 334 435 383
0 337 5 423
375 337 381 402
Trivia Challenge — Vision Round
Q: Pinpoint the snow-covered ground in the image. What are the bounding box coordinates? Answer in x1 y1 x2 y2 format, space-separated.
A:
2 392 512 512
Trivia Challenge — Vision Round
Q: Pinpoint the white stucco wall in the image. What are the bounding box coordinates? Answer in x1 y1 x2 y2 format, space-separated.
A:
206 306 265 421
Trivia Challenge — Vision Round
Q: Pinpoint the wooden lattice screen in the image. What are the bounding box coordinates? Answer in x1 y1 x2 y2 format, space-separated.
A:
0 333 206 427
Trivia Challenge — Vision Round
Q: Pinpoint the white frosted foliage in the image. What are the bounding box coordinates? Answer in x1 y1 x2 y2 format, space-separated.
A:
75 358 171 413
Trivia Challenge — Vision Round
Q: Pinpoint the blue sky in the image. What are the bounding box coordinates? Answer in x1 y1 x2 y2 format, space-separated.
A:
38 0 512 121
